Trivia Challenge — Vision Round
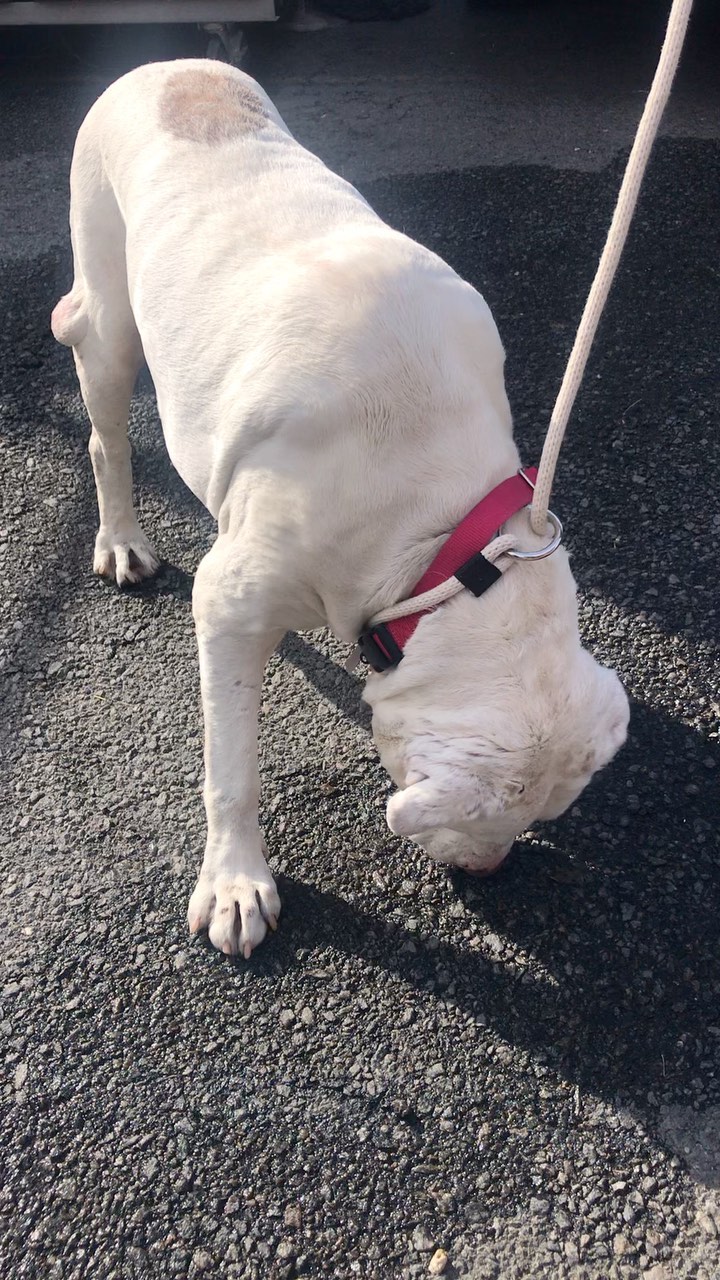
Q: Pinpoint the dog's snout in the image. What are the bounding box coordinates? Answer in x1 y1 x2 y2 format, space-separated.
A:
457 841 514 877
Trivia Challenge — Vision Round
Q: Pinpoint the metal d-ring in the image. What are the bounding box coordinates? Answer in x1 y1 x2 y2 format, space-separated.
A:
506 508 564 561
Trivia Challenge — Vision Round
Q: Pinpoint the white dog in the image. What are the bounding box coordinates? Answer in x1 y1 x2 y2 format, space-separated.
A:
52 61 629 957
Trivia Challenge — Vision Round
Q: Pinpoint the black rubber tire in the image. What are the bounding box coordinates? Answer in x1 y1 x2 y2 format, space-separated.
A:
316 0 432 20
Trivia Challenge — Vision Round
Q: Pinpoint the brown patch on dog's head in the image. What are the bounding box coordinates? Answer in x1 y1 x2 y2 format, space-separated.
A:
159 67 269 145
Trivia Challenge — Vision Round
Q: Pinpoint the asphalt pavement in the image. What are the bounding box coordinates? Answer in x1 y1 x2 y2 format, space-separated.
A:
1 3 719 1278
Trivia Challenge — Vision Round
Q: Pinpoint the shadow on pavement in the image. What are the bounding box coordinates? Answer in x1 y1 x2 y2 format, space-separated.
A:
255 688 718 1116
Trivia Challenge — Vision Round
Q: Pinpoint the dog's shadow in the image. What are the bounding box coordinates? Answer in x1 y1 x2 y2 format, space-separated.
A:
117 560 195 605
278 631 371 732
239 672 719 1123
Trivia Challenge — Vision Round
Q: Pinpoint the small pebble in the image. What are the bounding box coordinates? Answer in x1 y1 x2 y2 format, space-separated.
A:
284 1205 302 1229
696 1211 718 1238
428 1249 448 1275
412 1227 435 1252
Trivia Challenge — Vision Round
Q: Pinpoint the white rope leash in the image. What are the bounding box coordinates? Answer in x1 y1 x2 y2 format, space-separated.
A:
369 534 517 627
530 0 694 534
354 0 693 662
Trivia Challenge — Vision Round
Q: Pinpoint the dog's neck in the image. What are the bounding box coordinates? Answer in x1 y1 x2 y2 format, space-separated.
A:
364 541 581 712
324 470 556 647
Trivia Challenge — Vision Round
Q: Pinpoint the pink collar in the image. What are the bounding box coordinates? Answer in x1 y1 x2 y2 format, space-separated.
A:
357 467 538 672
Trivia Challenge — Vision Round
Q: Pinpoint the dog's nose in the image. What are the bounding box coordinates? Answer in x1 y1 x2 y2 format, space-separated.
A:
458 842 514 877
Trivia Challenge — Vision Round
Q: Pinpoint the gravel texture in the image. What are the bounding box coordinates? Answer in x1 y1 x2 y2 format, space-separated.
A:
1 4 719 1279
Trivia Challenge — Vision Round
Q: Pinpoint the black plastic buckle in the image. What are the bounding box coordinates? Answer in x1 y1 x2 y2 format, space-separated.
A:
356 623 405 672
455 552 502 597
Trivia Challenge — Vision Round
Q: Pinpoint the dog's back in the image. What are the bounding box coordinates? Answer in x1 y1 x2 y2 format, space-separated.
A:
59 62 436 508
59 60 509 524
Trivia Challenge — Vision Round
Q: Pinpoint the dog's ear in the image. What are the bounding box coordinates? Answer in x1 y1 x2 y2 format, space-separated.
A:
386 774 451 837
386 767 522 837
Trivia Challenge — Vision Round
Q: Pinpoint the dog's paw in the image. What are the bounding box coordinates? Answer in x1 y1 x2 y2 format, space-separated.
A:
187 870 281 958
94 526 160 587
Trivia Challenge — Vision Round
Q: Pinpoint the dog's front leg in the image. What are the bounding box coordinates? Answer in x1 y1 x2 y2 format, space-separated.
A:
187 543 283 958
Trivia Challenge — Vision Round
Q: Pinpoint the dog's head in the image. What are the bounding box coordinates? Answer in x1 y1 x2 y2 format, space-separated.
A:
364 567 629 873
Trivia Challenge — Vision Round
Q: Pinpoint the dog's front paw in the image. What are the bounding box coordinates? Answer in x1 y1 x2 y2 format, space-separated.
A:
187 869 281 958
94 525 160 587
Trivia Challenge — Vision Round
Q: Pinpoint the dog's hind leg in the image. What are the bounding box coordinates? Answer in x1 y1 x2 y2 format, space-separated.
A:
52 130 159 587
